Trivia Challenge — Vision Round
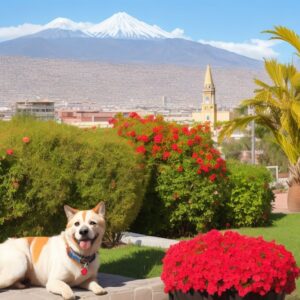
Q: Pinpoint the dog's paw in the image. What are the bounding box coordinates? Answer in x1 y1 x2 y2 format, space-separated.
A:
62 289 76 300
12 282 27 289
93 286 107 295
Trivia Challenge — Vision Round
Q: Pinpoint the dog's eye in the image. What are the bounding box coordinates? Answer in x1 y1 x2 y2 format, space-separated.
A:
74 221 80 226
89 221 97 226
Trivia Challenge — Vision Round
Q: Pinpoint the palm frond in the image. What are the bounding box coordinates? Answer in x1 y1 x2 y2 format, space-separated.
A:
263 26 300 56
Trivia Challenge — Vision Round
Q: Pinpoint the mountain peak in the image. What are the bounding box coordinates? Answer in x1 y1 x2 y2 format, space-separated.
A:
45 17 93 33
89 12 174 39
46 18 77 30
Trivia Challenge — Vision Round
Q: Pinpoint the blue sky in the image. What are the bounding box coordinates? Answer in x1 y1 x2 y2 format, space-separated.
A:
0 0 299 61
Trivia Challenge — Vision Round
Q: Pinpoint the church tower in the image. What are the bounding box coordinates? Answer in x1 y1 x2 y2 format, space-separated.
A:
201 65 217 128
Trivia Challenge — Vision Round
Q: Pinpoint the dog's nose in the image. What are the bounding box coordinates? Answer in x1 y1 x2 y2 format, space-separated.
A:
79 226 89 236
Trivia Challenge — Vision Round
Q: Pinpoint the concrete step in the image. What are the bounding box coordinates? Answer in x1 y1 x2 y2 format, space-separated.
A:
0 273 167 300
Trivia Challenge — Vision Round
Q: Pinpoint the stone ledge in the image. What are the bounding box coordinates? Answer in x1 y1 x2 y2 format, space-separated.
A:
0 273 167 300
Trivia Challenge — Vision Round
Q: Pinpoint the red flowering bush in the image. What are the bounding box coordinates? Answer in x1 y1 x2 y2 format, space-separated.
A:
162 230 299 297
112 113 228 236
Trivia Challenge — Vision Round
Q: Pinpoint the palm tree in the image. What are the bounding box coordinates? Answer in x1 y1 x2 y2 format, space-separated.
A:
218 26 300 210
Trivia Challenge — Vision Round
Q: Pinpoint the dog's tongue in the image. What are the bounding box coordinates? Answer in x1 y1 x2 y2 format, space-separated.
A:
79 240 91 250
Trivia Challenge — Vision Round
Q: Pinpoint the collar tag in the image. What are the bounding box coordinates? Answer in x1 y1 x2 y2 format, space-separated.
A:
81 264 88 276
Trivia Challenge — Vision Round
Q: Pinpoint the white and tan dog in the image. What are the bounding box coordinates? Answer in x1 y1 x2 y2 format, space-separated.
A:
0 202 107 299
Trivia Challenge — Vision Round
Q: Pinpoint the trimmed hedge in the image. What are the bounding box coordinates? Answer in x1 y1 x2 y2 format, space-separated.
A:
225 160 274 228
0 117 148 241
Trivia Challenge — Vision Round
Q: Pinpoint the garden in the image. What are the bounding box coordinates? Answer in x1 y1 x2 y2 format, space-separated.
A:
1 26 300 300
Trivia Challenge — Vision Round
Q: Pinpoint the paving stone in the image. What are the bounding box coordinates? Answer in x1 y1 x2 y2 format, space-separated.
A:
134 287 152 300
152 291 168 300
110 290 134 300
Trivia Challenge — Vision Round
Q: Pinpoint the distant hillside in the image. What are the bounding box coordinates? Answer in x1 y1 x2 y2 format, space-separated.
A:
0 56 266 108
0 36 261 68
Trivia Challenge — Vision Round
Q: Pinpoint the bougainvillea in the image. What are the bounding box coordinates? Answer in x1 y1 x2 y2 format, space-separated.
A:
111 113 226 175
112 113 229 235
161 230 300 297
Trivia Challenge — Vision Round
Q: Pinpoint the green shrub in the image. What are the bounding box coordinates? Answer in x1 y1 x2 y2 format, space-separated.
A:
225 160 274 228
111 113 228 237
0 117 147 241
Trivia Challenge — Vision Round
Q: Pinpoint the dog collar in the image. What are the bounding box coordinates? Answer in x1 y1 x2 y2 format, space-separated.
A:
67 246 96 276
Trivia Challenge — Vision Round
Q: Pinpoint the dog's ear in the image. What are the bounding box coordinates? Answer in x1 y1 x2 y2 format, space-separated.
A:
92 202 105 217
64 205 78 220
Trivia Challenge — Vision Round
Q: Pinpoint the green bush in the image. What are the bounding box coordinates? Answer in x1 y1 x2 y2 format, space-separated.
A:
225 160 274 228
0 117 147 241
111 113 228 237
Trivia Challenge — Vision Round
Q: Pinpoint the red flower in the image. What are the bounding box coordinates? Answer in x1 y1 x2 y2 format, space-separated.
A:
137 135 149 142
217 157 224 164
194 135 202 143
171 144 179 151
187 139 194 147
108 118 117 125
129 112 140 118
206 153 213 160
136 145 146 154
153 126 163 133
172 133 179 141
154 134 163 144
209 174 217 182
126 131 136 137
197 158 203 165
22 136 30 143
201 165 210 173
146 115 155 121
182 126 190 135
177 165 184 172
162 230 300 297
192 152 198 159
6 149 14 156
172 127 179 134
163 151 171 160
152 145 161 153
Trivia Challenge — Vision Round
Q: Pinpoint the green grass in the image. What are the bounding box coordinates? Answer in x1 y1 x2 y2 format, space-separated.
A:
99 245 165 279
99 214 300 299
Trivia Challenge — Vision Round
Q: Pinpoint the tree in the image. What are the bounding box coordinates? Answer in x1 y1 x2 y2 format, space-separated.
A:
219 26 300 186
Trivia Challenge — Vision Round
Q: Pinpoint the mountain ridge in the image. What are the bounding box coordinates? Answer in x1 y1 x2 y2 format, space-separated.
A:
0 36 261 68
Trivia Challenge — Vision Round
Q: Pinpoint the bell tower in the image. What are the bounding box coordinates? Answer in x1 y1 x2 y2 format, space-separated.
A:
201 65 217 128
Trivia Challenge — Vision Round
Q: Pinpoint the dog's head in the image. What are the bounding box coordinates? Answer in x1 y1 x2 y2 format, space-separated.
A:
64 202 106 255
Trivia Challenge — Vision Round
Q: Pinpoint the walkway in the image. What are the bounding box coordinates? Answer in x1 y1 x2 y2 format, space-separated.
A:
0 273 166 300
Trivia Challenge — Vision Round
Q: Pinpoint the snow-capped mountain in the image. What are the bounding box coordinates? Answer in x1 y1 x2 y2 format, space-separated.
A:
0 12 261 68
88 12 174 39
28 28 90 39
45 17 93 34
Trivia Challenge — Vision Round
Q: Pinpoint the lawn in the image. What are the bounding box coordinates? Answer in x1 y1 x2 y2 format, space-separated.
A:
99 244 165 279
99 213 300 299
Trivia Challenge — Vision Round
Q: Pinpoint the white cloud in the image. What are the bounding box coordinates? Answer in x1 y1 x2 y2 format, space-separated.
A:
170 28 185 38
0 18 94 41
198 38 280 60
0 23 43 41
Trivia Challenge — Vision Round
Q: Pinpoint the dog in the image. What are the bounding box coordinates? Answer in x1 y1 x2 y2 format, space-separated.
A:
0 202 107 299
